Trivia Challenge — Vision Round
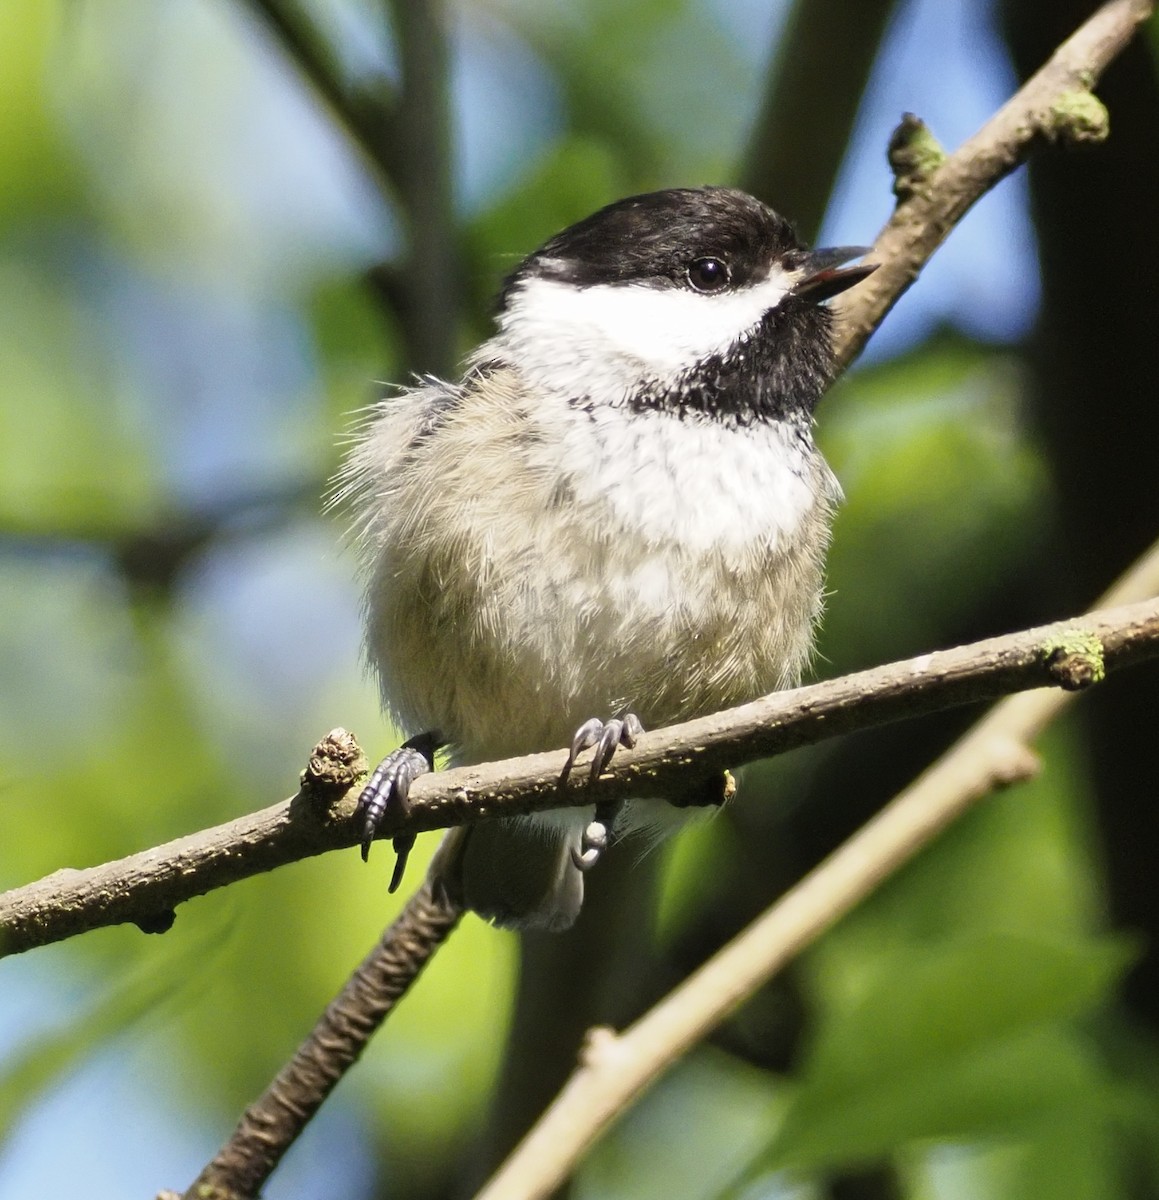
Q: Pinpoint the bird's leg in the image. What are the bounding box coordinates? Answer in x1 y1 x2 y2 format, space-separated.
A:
356 730 442 892
560 712 643 872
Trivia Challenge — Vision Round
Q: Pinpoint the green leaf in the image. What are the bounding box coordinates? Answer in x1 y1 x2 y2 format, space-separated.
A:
761 931 1134 1173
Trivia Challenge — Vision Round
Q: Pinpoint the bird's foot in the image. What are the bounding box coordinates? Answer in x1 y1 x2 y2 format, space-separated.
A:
572 797 625 872
356 730 442 892
559 712 644 786
560 712 642 874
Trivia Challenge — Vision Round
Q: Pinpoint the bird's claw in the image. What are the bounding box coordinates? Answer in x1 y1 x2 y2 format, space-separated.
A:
356 730 441 892
559 712 644 785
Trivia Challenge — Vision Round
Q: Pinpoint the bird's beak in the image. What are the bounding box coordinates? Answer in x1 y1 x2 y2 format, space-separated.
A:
791 246 877 304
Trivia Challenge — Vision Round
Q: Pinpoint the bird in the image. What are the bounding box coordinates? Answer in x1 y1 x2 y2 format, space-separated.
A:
335 185 875 932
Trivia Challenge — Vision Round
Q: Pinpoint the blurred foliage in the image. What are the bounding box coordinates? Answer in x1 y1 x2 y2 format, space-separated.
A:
819 337 1050 665
1 1 1158 1199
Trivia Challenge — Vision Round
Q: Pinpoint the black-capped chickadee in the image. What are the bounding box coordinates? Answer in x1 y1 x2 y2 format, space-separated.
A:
336 186 875 931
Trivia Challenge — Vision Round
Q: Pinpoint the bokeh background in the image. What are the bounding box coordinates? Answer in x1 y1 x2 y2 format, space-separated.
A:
2 1 1159 1197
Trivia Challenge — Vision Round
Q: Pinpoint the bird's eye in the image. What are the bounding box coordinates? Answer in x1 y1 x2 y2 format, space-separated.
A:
686 257 730 293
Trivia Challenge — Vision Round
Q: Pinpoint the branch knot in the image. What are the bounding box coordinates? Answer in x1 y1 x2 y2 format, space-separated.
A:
300 728 367 797
887 112 947 203
1042 631 1106 689
1046 90 1111 144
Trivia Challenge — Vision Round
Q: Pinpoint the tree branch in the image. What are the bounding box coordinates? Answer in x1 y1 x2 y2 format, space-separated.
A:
0 476 325 599
245 0 398 186
830 0 1154 369
461 10 1159 1191
367 0 460 378
6 586 1159 959
246 0 461 376
176 879 461 1200
14 7 1157 1195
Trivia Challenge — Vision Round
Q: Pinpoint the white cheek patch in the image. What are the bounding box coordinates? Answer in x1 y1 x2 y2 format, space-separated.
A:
496 272 794 399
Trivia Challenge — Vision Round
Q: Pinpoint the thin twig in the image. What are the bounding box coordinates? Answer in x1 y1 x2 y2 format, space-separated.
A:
178 880 461 1200
6 590 1159 958
831 0 1155 368
167 579 1159 1200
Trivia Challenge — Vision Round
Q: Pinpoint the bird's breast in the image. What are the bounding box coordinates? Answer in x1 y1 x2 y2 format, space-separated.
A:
543 402 833 556
363 380 839 761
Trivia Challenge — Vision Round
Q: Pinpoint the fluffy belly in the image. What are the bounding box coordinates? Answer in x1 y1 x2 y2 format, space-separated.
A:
368 512 827 765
